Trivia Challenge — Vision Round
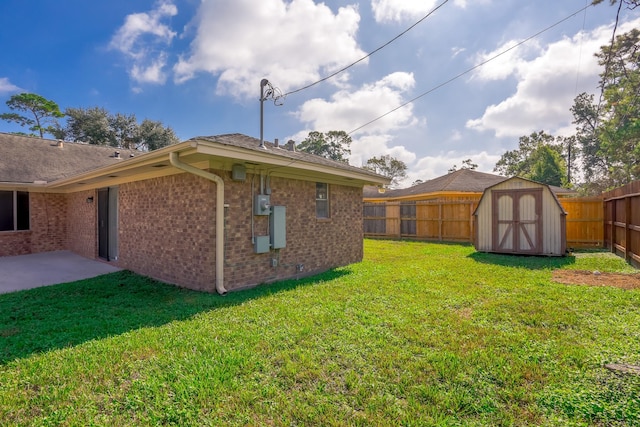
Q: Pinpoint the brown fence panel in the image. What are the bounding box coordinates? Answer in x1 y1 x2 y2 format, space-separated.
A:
602 181 640 266
365 197 603 248
364 199 477 242
559 197 603 248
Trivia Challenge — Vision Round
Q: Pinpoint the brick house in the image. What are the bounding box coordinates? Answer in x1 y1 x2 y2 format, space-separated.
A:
0 132 388 293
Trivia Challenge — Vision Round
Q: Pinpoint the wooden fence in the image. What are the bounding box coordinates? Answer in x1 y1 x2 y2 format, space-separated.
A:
363 197 604 248
603 181 640 266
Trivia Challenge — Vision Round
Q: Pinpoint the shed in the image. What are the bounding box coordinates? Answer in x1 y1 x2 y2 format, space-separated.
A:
473 176 567 256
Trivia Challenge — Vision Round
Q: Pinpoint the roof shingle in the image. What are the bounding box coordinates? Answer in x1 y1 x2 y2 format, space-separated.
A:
0 132 139 183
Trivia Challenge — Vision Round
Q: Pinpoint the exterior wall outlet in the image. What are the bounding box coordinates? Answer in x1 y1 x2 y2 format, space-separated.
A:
271 258 278 267
296 264 304 272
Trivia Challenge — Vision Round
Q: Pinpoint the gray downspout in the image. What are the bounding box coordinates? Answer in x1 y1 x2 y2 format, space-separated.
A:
169 152 227 295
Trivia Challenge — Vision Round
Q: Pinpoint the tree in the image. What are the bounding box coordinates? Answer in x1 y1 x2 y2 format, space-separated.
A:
595 28 640 185
592 0 639 7
570 93 610 190
65 107 112 145
494 131 558 177
64 106 179 150
134 119 180 151
448 158 478 173
0 93 64 138
297 130 351 162
528 145 567 187
494 131 568 186
109 113 138 149
363 154 408 188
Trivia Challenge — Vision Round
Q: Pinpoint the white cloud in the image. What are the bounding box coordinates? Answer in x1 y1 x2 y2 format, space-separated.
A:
110 0 177 85
289 72 420 171
350 134 416 169
451 47 466 58
294 72 418 135
371 0 485 23
466 18 640 138
409 150 501 183
0 77 20 93
131 54 169 84
371 0 439 23
174 0 365 99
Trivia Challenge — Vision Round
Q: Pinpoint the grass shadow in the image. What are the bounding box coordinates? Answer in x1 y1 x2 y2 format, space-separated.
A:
0 268 351 365
468 251 576 270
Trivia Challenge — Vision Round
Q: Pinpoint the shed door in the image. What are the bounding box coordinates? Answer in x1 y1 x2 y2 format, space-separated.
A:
491 188 542 254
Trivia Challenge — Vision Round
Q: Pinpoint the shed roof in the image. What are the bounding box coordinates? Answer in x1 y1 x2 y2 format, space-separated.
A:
474 176 567 215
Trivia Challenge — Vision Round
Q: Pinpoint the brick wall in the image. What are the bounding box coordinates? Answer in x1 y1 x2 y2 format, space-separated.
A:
31 193 67 253
0 192 67 256
118 174 217 292
113 170 364 293
221 173 363 291
0 232 31 256
66 190 97 259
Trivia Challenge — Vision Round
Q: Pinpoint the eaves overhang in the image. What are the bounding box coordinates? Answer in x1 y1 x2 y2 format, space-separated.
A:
191 138 390 187
12 136 389 192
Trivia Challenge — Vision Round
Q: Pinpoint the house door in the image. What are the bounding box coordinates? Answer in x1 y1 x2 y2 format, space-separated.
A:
491 188 542 254
98 187 118 261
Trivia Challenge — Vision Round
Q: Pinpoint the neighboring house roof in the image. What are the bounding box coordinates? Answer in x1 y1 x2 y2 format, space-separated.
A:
0 132 139 184
364 169 576 200
0 132 389 190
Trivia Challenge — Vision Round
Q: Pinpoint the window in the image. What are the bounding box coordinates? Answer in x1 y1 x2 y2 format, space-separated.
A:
0 191 29 231
316 182 329 218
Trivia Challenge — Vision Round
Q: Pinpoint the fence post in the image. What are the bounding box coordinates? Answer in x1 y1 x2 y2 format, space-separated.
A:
611 199 616 254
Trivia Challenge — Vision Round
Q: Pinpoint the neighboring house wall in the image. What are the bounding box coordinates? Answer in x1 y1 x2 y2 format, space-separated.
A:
66 190 98 259
0 192 67 256
118 173 217 292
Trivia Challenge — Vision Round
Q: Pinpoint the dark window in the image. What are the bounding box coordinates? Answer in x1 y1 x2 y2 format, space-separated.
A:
0 191 29 231
0 191 13 231
316 183 329 218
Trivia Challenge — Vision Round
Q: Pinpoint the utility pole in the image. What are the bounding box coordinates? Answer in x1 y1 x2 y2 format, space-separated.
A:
259 79 269 149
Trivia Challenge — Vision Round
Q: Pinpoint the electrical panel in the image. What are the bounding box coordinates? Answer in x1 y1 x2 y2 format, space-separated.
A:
254 195 270 215
270 206 286 249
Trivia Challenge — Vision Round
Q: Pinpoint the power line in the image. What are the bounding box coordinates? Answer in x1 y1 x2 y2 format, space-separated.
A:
282 0 450 97
347 2 595 135
574 0 590 95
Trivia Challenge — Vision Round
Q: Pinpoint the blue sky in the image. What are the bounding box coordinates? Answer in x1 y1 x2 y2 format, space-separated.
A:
1 0 639 186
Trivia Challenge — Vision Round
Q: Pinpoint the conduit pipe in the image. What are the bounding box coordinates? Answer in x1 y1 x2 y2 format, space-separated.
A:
169 152 227 295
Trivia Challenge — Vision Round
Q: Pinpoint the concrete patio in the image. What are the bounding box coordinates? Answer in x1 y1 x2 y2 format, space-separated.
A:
0 251 121 294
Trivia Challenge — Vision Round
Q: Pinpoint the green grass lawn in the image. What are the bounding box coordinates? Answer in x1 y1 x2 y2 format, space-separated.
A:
1 240 639 426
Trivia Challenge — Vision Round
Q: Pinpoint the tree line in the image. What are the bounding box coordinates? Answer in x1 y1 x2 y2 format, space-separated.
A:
295 130 408 188
494 20 639 194
0 93 179 151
